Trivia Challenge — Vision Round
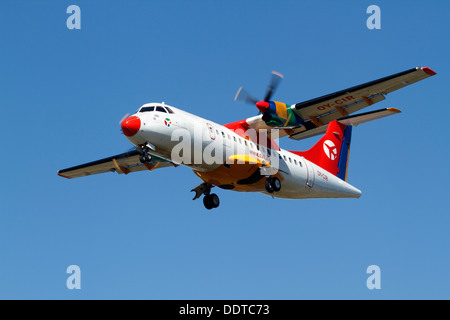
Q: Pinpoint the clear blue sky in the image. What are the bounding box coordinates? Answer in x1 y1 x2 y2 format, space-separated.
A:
1 0 449 299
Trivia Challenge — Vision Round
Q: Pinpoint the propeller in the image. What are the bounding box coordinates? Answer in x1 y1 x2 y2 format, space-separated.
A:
263 71 284 102
119 113 130 125
234 87 258 105
234 71 284 112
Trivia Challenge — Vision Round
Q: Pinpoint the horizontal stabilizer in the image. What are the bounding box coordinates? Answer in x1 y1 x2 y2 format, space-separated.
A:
288 108 401 140
337 108 401 127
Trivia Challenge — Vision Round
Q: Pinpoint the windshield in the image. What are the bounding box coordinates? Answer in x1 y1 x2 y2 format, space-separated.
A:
139 106 155 112
139 105 172 113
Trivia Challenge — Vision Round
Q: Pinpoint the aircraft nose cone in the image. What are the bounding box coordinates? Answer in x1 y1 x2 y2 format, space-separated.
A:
121 116 141 137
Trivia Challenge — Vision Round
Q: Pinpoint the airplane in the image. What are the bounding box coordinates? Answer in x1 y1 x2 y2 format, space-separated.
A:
58 67 436 210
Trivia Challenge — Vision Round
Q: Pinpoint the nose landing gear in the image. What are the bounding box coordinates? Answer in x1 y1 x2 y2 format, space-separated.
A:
137 144 152 163
139 153 152 163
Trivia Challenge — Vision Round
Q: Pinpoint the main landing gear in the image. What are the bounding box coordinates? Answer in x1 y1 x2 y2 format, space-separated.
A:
203 193 220 210
137 144 152 163
191 182 220 210
265 176 281 193
191 176 281 210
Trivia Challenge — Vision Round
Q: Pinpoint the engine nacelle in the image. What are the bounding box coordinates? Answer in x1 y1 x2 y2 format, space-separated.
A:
262 113 285 127
259 101 301 128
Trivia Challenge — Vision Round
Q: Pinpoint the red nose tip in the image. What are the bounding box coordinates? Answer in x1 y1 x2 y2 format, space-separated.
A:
121 116 141 137
256 101 270 113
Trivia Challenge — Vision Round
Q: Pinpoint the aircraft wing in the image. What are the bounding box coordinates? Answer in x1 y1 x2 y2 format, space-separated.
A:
226 67 436 141
292 66 435 122
57 150 175 179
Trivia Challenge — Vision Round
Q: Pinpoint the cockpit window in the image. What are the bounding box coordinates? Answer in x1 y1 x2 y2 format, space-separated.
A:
138 105 173 113
139 106 155 112
165 107 174 114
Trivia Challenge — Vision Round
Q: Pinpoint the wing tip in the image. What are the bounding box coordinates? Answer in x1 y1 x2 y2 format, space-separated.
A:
386 107 402 113
57 172 72 179
420 67 437 76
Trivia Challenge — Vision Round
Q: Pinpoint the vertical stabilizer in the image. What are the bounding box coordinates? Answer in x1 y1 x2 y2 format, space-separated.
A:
290 120 352 180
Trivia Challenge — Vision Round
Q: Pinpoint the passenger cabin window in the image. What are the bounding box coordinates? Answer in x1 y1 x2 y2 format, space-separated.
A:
283 155 287 161
155 106 167 113
294 159 297 165
289 157 292 163
139 106 155 112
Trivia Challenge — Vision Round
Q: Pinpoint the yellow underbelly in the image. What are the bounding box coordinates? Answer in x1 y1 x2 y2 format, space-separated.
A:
193 163 283 193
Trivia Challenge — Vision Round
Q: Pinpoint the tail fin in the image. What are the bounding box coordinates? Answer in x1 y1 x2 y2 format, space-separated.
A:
290 120 352 181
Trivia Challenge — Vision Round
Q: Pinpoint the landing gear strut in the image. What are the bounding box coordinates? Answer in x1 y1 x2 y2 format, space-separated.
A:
265 176 281 193
191 182 220 210
137 144 152 163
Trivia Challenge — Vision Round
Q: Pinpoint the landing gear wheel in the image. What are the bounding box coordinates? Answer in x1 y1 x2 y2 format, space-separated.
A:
265 177 281 193
265 179 274 193
139 153 152 163
203 193 220 210
137 144 152 163
270 177 281 192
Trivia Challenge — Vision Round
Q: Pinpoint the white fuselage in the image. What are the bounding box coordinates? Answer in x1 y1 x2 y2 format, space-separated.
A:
126 103 361 199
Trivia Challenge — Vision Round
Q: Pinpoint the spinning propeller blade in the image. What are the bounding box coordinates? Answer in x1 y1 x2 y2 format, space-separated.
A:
234 71 284 113
263 71 284 102
234 87 259 105
119 113 130 125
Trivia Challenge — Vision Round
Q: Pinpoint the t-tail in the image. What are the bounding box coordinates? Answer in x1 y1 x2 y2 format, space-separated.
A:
291 120 352 181
291 107 402 184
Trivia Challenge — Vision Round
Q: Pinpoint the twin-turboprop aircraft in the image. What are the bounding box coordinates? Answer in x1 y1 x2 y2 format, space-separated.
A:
58 67 436 209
